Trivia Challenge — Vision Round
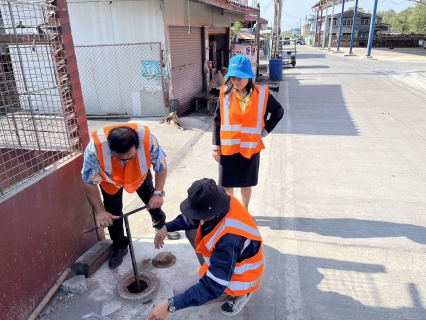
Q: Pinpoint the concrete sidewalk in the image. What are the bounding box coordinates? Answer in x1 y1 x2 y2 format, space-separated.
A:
41 45 426 320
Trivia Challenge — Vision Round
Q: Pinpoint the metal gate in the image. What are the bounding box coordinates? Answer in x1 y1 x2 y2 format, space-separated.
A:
169 27 203 114
75 43 167 118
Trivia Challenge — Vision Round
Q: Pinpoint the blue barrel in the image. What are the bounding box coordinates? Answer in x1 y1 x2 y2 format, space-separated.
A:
269 59 283 81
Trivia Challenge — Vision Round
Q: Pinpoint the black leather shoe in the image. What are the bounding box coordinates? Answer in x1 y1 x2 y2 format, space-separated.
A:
109 246 128 269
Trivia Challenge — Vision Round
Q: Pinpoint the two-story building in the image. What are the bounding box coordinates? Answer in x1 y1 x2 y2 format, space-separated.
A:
322 10 373 39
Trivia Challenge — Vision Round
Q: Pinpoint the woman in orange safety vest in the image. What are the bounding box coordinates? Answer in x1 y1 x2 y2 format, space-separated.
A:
212 55 284 210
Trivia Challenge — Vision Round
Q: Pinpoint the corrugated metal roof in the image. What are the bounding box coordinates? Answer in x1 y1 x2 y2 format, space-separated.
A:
191 0 259 14
312 0 354 10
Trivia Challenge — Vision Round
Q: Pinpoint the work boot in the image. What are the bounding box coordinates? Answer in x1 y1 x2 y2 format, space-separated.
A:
109 246 128 269
220 292 252 316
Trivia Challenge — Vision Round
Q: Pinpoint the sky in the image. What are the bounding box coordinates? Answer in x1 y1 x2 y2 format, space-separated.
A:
255 0 416 30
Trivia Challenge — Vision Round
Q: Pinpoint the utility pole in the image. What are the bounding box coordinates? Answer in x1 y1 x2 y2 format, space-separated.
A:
271 0 282 59
256 2 260 77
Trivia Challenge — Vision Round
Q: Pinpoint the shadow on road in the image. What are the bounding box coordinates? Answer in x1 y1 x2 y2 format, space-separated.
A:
254 216 426 245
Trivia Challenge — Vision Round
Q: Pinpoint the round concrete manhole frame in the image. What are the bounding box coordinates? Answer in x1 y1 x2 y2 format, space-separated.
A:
117 271 158 301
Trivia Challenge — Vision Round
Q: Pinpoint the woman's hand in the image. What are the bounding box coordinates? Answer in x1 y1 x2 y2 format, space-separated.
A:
212 149 221 162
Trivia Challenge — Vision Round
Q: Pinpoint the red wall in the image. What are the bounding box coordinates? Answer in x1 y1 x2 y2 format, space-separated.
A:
0 156 98 320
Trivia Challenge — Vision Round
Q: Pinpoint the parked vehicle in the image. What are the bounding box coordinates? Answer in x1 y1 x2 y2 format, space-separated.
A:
296 38 304 45
281 39 297 68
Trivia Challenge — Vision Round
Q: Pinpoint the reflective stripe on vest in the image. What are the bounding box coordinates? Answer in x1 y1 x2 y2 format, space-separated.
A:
195 197 264 296
205 218 262 251
234 259 264 275
96 130 121 189
95 126 149 178
93 124 151 194
220 86 267 153
227 278 261 291
207 270 230 286
221 139 241 146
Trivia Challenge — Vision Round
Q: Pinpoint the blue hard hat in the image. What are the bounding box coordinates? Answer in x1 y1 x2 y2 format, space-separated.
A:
225 55 255 79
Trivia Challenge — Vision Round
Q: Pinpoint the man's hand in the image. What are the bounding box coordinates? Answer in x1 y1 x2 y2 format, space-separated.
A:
148 194 164 210
154 226 168 249
147 300 169 320
212 149 221 162
95 210 120 228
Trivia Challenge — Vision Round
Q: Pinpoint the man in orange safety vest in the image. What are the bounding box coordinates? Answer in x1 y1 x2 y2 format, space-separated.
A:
82 123 172 269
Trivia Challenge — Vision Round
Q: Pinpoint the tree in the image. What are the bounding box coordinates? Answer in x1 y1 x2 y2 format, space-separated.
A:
347 6 365 13
408 4 426 34
392 16 410 34
231 21 243 41
377 9 397 25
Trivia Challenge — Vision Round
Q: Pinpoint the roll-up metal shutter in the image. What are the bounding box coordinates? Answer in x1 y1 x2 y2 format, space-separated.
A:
169 27 203 114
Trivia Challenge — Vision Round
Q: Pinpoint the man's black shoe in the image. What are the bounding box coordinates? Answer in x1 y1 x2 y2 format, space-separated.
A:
109 246 128 269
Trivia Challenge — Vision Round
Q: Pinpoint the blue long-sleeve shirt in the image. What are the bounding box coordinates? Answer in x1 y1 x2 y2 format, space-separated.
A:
165 212 261 311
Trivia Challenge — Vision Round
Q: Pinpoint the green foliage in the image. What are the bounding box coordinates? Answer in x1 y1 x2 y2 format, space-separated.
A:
377 9 397 25
377 5 426 35
231 21 243 41
392 16 410 34
347 6 365 13
408 4 426 34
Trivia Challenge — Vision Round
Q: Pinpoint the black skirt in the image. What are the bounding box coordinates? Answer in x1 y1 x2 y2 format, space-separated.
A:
218 152 260 188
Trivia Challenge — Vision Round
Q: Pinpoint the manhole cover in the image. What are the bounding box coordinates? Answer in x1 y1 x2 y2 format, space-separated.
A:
152 252 176 268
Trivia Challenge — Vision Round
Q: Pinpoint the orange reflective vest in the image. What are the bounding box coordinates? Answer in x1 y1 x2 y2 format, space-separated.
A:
92 123 151 195
219 84 269 159
195 197 264 297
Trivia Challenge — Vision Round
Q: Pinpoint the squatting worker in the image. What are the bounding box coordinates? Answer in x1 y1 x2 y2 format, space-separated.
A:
212 55 284 210
148 178 264 319
82 123 168 269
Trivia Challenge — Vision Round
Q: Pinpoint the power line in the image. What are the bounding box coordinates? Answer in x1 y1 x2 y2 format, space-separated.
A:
260 0 274 14
282 10 304 20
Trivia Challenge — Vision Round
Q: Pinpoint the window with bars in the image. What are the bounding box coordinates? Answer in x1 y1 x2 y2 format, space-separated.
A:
0 1 81 198
361 18 370 25
328 19 337 26
343 19 353 26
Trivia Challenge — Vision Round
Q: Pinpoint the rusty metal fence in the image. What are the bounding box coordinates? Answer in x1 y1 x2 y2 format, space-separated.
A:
0 1 81 198
75 43 167 118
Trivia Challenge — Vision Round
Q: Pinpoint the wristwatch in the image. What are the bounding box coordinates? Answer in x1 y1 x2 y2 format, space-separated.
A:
167 297 176 313
153 190 165 197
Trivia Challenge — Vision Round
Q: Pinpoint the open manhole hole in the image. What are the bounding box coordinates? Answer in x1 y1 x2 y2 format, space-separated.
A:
127 279 148 294
152 252 176 268
118 272 158 301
